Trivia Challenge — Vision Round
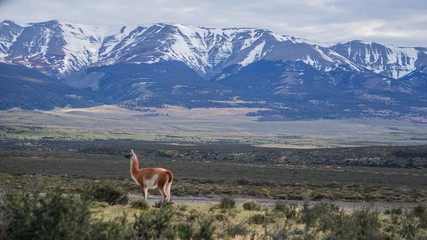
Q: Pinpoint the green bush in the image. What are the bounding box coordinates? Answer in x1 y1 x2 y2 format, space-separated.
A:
88 184 128 205
319 205 383 240
249 213 266 225
274 200 288 212
194 218 216 240
0 187 91 239
154 200 174 208
274 201 299 219
132 208 175 239
177 222 195 240
226 222 249 238
300 202 338 229
391 207 403 215
351 206 382 238
242 200 261 211
214 213 229 222
130 199 150 210
413 205 426 218
177 213 216 240
399 217 420 239
177 204 189 211
0 187 129 240
219 196 236 210
265 222 294 240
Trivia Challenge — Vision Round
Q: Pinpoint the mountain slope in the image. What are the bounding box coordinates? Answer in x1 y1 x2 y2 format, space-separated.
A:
66 61 239 109
0 20 426 121
0 63 107 110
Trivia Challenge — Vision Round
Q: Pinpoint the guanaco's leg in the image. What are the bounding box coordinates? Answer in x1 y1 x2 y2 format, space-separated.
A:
158 187 167 200
141 186 148 200
157 181 167 200
166 183 172 201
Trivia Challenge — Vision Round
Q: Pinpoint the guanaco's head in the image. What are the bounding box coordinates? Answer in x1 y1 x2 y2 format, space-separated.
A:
124 149 136 160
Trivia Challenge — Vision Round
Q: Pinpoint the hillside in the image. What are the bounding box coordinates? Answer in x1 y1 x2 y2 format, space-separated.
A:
0 20 426 120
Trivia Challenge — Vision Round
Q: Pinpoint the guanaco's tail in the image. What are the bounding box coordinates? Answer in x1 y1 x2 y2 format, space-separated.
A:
166 170 174 183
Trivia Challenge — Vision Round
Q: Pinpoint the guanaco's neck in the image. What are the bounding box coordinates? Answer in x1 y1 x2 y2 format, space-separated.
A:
130 155 140 176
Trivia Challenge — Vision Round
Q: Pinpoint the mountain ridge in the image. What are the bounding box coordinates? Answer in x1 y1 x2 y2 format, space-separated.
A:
2 20 425 80
0 20 426 121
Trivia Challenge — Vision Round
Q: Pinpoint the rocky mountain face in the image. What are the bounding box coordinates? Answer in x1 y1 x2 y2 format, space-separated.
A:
0 20 426 121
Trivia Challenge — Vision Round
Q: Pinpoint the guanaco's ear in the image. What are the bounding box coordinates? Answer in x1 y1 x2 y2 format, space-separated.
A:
131 149 135 155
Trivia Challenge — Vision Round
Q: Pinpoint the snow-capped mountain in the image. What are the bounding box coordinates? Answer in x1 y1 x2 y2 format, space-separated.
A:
1 20 425 80
331 40 426 79
0 20 361 77
0 20 426 121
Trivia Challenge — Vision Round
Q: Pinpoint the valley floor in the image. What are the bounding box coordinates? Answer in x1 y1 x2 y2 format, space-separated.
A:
1 105 427 148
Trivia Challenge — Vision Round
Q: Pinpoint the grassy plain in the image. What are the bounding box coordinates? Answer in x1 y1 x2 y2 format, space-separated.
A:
1 105 427 239
1 125 426 203
1 122 427 238
1 105 427 148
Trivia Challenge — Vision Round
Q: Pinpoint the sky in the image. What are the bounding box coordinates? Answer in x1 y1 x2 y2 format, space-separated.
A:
0 0 426 47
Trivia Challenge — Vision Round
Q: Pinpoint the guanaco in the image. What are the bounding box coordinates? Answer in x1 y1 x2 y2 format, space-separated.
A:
124 149 173 201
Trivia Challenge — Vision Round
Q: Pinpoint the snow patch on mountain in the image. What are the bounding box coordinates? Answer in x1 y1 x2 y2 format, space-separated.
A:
334 40 420 79
240 41 266 67
314 46 334 63
327 49 361 71
302 54 316 68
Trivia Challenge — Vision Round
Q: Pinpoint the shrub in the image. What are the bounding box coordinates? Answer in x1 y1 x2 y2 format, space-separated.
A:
130 199 150 210
322 205 383 240
249 213 266 225
226 222 249 238
391 207 403 215
219 196 236 210
412 205 426 218
194 218 216 240
132 208 175 239
265 221 293 240
410 205 427 232
274 200 288 212
274 201 298 219
91 184 128 205
274 201 299 219
0 187 129 239
177 215 216 240
0 187 91 239
399 217 420 239
214 213 229 222
352 206 382 238
177 204 189 212
177 222 195 240
242 200 261 211
300 202 330 229
154 200 174 208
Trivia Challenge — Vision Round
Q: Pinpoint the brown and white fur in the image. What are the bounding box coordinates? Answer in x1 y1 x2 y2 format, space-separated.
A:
124 149 173 201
